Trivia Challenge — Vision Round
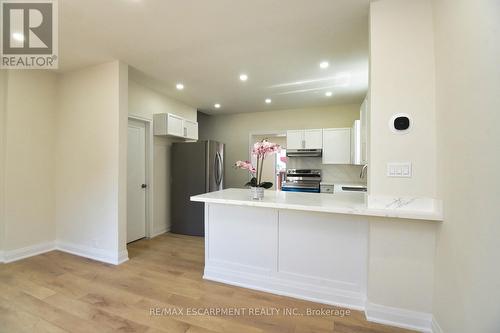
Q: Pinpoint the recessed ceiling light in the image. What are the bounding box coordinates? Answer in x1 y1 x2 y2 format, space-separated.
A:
319 61 329 69
239 74 248 81
176 83 184 90
214 103 221 109
325 91 333 97
265 98 272 104
12 32 24 42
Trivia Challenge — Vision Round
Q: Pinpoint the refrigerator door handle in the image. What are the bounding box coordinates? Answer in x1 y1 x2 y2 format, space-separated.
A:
214 152 219 187
215 152 223 187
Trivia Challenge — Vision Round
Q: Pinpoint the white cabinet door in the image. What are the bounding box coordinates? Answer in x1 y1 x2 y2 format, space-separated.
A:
351 120 362 165
360 97 368 164
184 120 198 140
304 129 323 149
167 114 184 137
286 130 304 149
322 128 351 164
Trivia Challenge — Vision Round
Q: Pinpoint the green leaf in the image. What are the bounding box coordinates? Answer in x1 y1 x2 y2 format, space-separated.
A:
244 177 258 187
260 182 273 189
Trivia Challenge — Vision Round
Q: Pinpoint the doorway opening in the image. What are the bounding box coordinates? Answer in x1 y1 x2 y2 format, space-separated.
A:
249 131 287 191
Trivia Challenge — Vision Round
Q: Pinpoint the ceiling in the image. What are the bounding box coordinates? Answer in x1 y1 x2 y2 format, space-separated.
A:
59 0 370 114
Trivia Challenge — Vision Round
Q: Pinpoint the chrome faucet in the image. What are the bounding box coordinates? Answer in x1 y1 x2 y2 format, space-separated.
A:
360 164 368 179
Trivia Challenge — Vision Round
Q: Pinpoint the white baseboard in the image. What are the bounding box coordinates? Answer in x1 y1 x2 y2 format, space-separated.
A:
365 302 433 333
2 241 56 263
431 316 444 333
116 249 129 264
56 241 129 265
0 240 129 265
204 265 366 311
150 227 168 238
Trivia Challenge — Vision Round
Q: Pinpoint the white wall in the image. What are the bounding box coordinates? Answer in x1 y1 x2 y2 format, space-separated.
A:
128 79 196 122
369 0 437 199
128 78 197 235
0 70 7 256
433 0 500 332
56 61 128 264
1 70 57 253
367 219 437 314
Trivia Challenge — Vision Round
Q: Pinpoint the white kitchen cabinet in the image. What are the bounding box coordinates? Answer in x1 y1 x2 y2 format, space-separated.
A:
304 129 323 149
286 130 305 149
322 128 351 164
286 129 323 149
153 113 198 140
167 114 184 137
360 96 368 164
184 119 198 140
351 120 362 165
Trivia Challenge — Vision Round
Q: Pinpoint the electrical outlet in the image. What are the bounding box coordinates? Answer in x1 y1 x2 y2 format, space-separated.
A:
387 162 412 178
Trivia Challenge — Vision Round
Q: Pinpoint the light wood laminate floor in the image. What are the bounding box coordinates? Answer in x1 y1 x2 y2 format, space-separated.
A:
0 233 416 333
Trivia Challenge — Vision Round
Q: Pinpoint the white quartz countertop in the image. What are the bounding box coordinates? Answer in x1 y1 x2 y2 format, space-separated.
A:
191 188 443 221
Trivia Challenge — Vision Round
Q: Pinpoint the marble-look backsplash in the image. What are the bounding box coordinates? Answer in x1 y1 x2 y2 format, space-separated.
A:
287 157 367 185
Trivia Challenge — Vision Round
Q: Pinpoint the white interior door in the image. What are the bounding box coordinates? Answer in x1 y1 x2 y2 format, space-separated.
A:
127 120 147 243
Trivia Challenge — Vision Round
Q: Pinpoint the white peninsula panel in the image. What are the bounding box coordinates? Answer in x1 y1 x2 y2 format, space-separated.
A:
203 203 369 309
278 210 368 295
206 204 277 273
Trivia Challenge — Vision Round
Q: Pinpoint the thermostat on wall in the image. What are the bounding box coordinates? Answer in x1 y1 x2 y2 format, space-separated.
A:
389 113 412 134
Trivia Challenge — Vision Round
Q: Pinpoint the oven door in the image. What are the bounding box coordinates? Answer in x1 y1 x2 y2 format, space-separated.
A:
281 182 320 193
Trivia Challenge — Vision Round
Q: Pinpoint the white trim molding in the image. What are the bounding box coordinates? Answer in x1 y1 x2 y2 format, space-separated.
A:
204 266 366 311
0 240 129 265
365 302 433 333
431 316 444 333
150 228 168 239
56 241 129 265
2 241 56 263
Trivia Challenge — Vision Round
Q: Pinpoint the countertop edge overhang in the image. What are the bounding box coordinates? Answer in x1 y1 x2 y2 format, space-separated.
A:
190 188 443 222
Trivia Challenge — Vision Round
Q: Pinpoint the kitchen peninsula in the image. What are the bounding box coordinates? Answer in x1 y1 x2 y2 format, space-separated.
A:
191 188 442 331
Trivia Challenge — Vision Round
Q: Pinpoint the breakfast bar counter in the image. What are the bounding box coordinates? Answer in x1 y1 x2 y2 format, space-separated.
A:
191 188 441 332
191 188 443 221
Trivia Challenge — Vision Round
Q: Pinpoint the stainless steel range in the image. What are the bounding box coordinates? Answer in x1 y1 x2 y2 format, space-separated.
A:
281 169 322 193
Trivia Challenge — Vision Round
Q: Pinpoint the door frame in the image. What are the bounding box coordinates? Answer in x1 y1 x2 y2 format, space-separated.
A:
128 115 154 239
248 130 287 189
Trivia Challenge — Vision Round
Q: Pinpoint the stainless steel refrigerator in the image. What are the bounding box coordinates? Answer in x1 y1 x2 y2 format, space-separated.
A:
171 140 224 236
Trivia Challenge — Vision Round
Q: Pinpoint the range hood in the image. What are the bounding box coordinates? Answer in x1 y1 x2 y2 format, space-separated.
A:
286 149 322 157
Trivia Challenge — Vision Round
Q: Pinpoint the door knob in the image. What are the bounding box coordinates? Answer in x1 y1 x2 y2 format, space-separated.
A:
141 184 148 189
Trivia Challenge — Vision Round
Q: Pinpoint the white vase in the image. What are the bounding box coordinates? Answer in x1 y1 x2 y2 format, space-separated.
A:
250 187 264 200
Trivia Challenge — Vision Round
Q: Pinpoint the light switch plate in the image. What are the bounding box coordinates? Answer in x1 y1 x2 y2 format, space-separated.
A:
387 162 412 178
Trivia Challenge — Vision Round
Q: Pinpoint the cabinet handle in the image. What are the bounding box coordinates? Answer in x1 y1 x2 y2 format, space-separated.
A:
184 127 187 137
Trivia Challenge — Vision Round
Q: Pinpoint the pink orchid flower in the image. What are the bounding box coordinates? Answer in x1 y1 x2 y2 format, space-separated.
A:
235 139 281 188
234 160 256 174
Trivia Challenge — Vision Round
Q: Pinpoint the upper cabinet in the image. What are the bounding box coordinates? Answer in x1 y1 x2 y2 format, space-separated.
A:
304 129 323 149
183 119 198 140
154 113 198 140
286 129 323 149
165 113 184 137
351 120 362 165
286 130 304 149
360 97 368 164
322 128 351 164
